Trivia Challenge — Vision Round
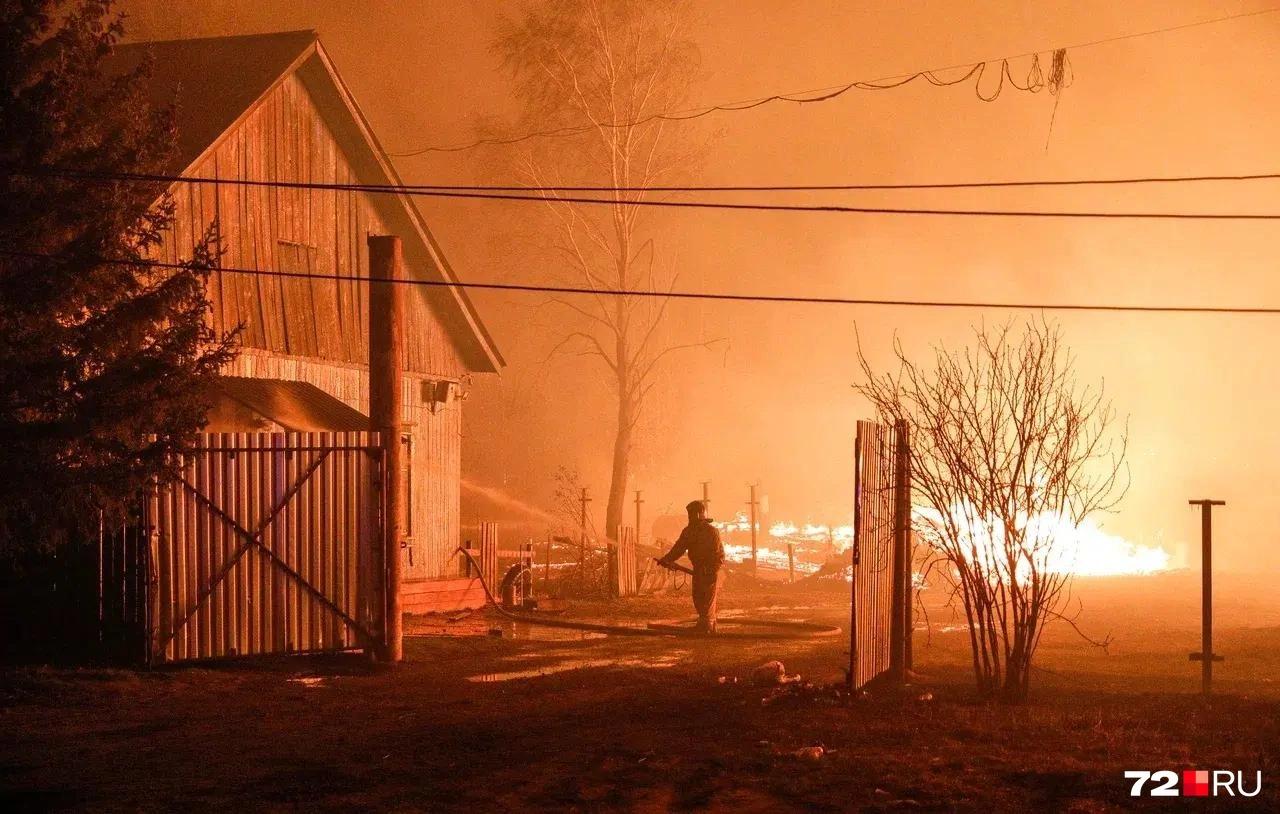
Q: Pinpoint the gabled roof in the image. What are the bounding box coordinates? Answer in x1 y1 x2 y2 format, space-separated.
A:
108 31 503 373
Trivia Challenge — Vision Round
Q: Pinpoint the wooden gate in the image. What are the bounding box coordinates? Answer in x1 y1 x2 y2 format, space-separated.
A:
850 420 912 690
148 432 382 663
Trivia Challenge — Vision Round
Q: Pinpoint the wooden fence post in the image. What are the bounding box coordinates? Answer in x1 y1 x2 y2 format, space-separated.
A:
146 482 161 666
613 526 637 597
889 419 911 681
522 540 533 604
543 534 552 593
369 234 404 663
479 522 499 594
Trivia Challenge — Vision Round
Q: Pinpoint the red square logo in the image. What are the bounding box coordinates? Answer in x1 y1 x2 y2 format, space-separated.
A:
1183 769 1210 797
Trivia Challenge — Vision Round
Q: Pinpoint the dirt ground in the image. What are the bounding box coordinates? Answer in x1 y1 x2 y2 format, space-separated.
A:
2 572 1278 812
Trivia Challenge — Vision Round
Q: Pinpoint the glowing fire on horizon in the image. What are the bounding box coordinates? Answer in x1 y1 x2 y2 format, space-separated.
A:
714 508 1172 577
915 504 1172 577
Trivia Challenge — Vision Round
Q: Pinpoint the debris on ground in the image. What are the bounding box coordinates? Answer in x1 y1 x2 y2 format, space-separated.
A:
761 680 849 707
752 660 786 685
752 660 803 686
792 745 825 761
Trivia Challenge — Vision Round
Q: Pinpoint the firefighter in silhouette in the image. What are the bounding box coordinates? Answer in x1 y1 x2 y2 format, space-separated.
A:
658 500 725 633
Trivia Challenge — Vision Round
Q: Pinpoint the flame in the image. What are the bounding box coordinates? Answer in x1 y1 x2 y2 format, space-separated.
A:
915 504 1171 577
766 520 854 545
714 506 1171 578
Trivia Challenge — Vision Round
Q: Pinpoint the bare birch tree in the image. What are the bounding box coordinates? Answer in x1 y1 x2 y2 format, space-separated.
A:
855 320 1127 701
494 0 714 540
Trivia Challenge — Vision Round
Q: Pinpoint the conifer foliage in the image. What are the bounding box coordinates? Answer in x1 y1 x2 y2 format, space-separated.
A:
0 1 237 556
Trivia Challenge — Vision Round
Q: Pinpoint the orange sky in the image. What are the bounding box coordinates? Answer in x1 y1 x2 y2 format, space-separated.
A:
121 1 1280 571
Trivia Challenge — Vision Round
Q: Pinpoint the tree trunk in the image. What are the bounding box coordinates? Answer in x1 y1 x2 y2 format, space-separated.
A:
606 390 632 542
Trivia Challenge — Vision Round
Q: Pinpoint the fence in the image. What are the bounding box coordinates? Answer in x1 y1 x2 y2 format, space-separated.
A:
850 419 912 690
459 522 534 607
610 526 638 597
2 519 148 664
149 432 382 663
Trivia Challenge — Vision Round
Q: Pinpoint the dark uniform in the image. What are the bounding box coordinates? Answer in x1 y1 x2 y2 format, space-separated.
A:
661 507 725 632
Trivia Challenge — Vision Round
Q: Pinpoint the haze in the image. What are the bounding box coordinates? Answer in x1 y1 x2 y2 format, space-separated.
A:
122 0 1280 572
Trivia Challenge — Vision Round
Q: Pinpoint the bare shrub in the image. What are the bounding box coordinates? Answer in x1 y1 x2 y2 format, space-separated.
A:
855 319 1127 701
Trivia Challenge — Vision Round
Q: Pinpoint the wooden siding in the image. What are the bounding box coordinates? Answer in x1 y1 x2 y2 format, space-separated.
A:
403 577 485 614
159 71 468 379
225 351 462 580
146 66 475 581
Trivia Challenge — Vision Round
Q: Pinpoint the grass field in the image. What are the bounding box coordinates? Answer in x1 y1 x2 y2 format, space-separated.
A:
2 572 1277 811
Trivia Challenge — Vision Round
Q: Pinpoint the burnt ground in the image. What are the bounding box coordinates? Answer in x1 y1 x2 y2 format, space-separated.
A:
2 573 1278 812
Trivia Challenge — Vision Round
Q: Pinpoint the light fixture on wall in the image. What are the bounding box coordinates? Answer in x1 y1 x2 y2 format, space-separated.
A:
422 379 455 414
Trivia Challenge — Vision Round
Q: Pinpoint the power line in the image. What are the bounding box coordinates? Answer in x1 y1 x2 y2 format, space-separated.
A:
4 248 1279 316
391 62 1002 156
9 169 1280 220
12 166 1280 193
389 6 1280 156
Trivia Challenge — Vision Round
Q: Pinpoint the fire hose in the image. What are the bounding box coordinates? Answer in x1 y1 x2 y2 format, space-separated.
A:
449 547 841 640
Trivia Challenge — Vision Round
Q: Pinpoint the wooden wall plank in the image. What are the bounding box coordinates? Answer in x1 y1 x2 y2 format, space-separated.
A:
176 73 468 378
146 63 487 641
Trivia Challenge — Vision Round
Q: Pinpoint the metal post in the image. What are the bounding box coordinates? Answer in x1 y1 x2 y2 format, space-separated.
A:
1188 499 1225 695
368 234 404 663
747 484 759 575
787 541 795 584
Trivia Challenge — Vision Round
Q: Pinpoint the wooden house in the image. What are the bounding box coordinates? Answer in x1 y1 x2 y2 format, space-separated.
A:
110 31 504 593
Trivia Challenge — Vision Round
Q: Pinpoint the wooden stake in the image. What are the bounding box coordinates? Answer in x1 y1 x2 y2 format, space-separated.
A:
369 234 403 663
544 534 552 593
747 483 760 575
634 490 644 546
578 487 590 567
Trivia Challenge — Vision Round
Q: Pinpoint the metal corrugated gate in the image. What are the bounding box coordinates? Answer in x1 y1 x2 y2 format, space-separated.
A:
147 432 383 663
851 420 911 690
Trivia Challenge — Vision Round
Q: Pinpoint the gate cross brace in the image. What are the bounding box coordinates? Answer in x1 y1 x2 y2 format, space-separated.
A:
161 449 377 651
